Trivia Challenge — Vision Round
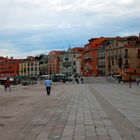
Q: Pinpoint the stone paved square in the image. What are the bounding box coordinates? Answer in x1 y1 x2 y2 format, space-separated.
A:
0 77 140 140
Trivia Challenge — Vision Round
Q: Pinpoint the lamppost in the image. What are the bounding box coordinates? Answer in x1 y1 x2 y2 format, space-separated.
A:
49 64 52 75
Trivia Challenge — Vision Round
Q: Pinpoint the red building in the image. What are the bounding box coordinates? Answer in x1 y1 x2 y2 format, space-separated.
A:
81 37 107 76
48 51 65 74
0 57 22 79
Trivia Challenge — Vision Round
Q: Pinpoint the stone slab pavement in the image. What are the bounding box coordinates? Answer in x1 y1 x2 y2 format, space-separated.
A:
0 78 140 140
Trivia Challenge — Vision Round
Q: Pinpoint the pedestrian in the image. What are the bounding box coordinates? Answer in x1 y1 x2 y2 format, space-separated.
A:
5 77 11 91
44 77 52 95
118 76 122 83
129 76 132 88
136 77 139 86
80 77 83 84
75 77 79 84
4 82 7 91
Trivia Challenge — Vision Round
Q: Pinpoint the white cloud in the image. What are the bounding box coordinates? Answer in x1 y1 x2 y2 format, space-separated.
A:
0 41 48 58
0 41 20 57
0 0 140 31
15 49 50 59
118 0 133 4
118 31 139 36
0 0 140 58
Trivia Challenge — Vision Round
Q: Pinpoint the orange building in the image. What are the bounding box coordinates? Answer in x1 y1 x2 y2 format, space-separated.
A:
81 37 107 76
48 51 65 74
0 57 22 78
70 47 84 53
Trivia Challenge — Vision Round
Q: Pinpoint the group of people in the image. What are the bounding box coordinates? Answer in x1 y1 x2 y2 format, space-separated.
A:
75 77 83 84
128 76 139 88
3 75 140 96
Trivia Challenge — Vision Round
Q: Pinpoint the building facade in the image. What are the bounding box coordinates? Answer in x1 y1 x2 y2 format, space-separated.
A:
37 54 49 75
48 51 65 74
0 57 22 79
105 35 140 80
19 56 39 77
60 47 83 77
81 37 107 76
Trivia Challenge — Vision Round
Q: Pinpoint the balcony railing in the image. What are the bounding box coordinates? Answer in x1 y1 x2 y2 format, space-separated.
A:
65 58 69 61
124 55 129 58
111 56 114 59
62 62 71 67
124 63 129 68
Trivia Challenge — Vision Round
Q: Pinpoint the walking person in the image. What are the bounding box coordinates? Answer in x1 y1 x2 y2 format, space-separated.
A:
80 76 83 84
5 77 11 91
136 77 139 86
129 76 132 88
44 77 52 96
4 82 7 91
75 77 79 84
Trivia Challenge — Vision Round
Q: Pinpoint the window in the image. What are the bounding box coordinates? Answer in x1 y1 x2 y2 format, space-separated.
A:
125 49 128 55
112 59 114 66
138 49 140 57
40 62 43 64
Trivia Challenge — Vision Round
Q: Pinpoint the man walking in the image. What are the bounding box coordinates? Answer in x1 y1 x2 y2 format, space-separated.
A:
44 77 52 95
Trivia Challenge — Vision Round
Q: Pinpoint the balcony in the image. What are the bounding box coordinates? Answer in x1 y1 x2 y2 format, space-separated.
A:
84 56 92 61
124 63 129 68
124 55 129 58
137 54 140 58
111 56 114 59
62 62 71 67
65 57 69 61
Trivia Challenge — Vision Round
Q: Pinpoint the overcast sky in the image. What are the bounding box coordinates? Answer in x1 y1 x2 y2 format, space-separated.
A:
0 0 140 58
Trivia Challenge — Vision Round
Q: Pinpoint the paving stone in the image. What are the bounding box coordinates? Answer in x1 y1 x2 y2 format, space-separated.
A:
0 80 140 140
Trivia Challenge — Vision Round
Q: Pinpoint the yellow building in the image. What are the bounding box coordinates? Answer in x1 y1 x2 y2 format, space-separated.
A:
19 57 39 77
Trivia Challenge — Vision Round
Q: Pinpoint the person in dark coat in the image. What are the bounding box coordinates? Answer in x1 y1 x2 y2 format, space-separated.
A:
129 76 132 88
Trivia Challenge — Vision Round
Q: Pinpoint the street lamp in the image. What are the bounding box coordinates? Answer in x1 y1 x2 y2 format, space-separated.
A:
49 64 52 75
